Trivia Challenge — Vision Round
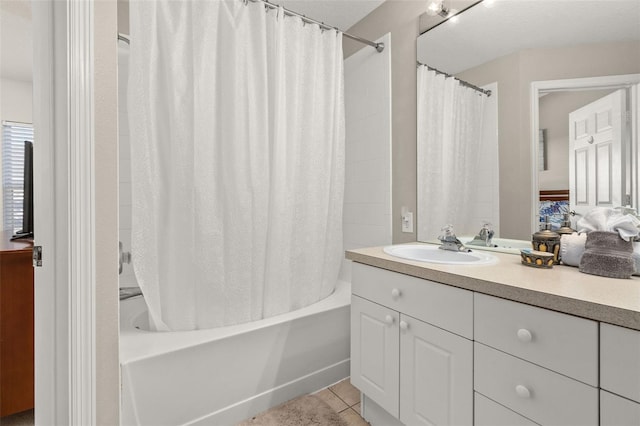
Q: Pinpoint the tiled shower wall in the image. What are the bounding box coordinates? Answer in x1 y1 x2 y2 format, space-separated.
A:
117 34 392 288
118 41 137 287
340 33 393 282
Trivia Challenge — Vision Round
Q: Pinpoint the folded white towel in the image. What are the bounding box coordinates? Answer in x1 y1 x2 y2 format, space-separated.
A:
576 207 640 241
609 214 640 241
560 233 587 267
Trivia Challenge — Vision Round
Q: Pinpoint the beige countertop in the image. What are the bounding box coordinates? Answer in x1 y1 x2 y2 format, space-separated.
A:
346 243 640 331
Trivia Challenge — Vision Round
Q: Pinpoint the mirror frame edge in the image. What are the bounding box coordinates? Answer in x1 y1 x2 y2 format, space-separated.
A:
530 73 640 234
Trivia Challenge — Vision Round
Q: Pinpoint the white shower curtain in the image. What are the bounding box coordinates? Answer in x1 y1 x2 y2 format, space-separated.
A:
417 66 486 240
128 0 345 331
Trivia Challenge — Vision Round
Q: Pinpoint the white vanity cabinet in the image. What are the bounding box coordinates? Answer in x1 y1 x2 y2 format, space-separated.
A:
349 259 640 426
351 263 473 425
600 323 640 425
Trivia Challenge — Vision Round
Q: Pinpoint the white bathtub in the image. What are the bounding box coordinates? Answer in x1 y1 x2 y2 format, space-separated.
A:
120 280 351 425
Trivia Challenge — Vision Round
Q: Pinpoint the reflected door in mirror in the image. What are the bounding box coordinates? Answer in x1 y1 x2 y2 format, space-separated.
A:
569 89 626 217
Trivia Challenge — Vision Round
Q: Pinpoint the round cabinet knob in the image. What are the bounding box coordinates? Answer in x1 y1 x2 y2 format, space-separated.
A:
587 135 595 144
399 321 409 331
391 288 401 298
517 328 533 343
385 315 394 325
515 385 531 399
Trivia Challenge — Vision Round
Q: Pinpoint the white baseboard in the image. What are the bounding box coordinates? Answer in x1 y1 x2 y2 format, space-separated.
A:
187 359 350 425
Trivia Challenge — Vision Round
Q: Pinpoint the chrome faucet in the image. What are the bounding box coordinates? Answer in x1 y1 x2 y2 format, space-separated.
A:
438 225 471 252
466 223 496 247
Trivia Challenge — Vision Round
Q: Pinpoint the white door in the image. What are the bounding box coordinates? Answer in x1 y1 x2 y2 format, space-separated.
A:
569 89 627 217
351 295 400 418
399 315 473 426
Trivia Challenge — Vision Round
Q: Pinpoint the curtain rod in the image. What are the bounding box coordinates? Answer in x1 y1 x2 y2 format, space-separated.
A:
117 1 384 53
417 61 492 97
251 0 383 52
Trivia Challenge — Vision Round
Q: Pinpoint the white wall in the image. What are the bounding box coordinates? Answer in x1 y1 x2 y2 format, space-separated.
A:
344 1 430 244
341 33 392 282
0 78 33 230
0 78 32 123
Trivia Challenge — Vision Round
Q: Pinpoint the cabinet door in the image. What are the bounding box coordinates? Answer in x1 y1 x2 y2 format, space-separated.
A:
351 295 400 418
399 314 473 426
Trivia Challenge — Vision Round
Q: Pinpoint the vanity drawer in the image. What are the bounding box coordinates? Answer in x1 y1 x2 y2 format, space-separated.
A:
352 263 472 339
601 323 640 403
601 390 640 426
474 293 598 385
474 392 537 426
474 342 598 426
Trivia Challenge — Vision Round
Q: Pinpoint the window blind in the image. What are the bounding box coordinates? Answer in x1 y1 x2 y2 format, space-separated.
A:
2 121 34 232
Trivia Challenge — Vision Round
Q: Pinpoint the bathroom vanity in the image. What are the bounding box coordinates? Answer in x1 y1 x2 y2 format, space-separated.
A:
346 244 640 426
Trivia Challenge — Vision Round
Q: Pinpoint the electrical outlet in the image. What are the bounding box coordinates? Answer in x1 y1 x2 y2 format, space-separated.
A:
402 211 414 233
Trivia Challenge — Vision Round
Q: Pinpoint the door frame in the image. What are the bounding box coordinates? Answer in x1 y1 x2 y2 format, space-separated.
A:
32 0 97 424
530 74 640 234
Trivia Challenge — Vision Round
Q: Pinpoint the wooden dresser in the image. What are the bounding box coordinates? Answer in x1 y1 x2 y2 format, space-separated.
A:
0 230 34 417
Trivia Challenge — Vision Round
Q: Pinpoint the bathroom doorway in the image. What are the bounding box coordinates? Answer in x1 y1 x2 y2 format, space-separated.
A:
531 74 640 234
0 0 34 423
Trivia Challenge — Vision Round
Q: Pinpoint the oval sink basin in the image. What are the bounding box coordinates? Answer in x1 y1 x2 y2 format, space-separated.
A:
383 244 497 265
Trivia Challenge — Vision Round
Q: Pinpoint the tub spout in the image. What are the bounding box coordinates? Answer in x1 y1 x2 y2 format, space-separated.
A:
120 287 143 300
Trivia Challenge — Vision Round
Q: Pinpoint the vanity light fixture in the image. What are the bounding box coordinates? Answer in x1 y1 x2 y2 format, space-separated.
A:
426 0 450 17
425 0 459 21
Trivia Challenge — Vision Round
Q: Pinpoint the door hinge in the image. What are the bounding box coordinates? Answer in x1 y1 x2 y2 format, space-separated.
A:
33 246 43 267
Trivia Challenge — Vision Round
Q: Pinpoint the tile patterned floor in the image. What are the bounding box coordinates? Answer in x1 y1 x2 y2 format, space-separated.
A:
0 409 34 426
315 378 369 426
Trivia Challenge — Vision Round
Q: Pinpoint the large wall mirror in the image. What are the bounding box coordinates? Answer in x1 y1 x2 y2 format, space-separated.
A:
416 0 640 242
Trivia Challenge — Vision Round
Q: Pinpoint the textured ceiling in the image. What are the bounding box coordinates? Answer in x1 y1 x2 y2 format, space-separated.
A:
417 0 640 74
277 0 385 31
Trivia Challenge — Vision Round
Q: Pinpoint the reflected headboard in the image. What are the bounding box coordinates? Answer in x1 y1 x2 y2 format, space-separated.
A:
539 190 570 229
539 189 570 202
